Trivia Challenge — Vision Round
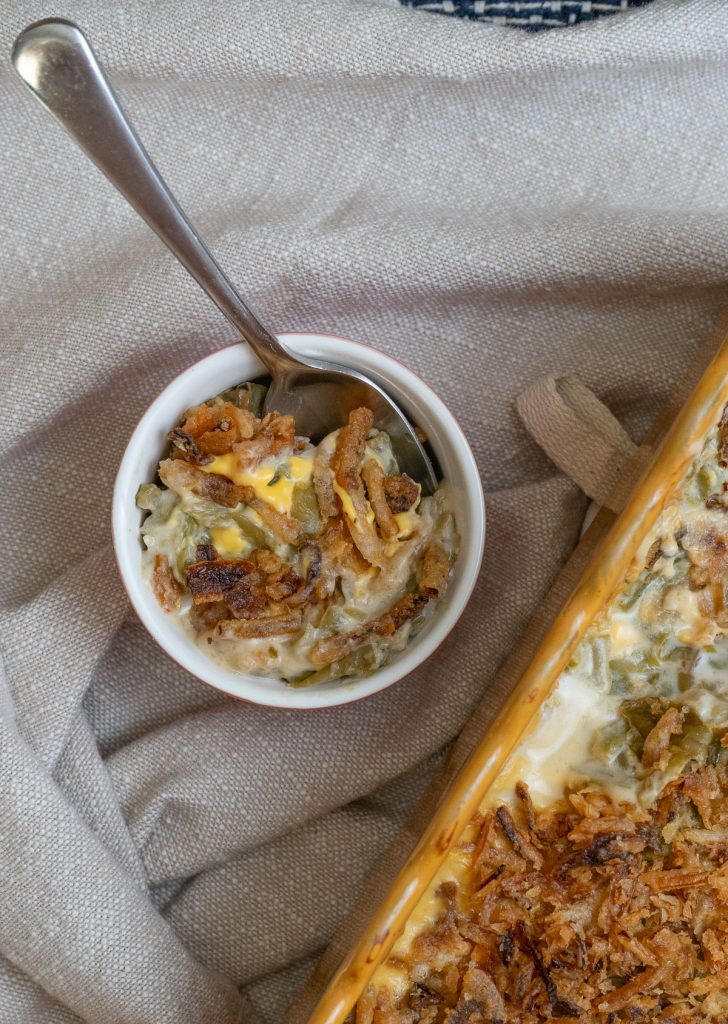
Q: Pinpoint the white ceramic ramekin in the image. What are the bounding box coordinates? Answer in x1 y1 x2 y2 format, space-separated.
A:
112 333 485 709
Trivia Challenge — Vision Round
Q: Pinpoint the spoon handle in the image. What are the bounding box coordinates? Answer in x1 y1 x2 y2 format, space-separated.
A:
12 18 296 376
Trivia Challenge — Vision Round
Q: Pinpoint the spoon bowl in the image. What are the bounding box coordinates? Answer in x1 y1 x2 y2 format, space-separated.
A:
263 356 438 490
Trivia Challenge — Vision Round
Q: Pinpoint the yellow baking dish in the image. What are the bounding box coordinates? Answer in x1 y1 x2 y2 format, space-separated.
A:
299 324 728 1024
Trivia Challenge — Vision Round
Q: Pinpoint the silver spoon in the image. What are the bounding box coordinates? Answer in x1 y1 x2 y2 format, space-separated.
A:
12 18 437 493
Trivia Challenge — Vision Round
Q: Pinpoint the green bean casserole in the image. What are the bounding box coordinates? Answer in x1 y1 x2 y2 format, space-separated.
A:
137 383 457 685
358 405 728 1022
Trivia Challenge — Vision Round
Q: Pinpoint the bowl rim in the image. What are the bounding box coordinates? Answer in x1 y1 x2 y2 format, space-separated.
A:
112 331 485 710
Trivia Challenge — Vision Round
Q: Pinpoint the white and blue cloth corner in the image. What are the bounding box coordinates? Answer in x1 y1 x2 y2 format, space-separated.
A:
401 0 652 29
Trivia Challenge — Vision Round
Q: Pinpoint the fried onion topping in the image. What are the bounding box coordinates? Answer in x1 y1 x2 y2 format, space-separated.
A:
359 756 728 1024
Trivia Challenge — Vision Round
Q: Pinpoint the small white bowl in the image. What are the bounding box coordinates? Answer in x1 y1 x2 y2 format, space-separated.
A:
113 333 485 709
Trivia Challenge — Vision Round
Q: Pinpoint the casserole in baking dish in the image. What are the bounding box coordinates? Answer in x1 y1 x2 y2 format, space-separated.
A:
302 332 728 1023
358 402 728 1021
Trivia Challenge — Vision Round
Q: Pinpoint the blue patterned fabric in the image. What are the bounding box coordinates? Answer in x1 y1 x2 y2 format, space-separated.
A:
401 0 653 29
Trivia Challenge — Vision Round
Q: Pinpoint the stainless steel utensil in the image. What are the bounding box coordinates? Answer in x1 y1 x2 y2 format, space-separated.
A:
12 18 437 491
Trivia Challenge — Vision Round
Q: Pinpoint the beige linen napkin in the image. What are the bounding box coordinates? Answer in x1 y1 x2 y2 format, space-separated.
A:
2 1 728 1021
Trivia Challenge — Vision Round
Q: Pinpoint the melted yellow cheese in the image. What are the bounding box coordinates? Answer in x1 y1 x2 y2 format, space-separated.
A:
372 822 478 1001
383 511 421 557
210 525 248 557
333 481 375 525
203 454 313 515
394 509 419 538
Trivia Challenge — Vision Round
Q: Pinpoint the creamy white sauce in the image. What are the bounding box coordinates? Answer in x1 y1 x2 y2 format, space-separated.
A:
487 671 628 808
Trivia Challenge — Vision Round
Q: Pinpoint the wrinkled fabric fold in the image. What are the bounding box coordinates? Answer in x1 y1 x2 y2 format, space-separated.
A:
0 663 246 1024
516 375 641 511
2 1 728 1021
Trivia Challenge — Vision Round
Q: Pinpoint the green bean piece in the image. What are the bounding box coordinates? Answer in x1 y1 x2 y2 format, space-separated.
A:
662 644 695 665
619 652 651 683
610 671 630 696
218 386 244 407
666 712 711 773
184 497 272 549
366 431 399 475
136 482 160 510
606 655 659 696
231 509 274 550
217 381 268 416
435 511 459 558
707 736 726 767
317 606 342 632
605 653 637 679
592 719 631 764
620 699 659 739
409 615 427 638
183 498 236 529
174 513 204 575
136 483 178 520
342 606 369 622
677 670 694 693
618 572 651 611
267 468 283 487
590 637 611 691
244 382 268 417
619 699 661 759
290 482 323 538
289 644 384 687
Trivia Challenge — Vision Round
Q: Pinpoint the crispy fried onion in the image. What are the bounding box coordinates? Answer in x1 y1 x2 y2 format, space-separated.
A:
383 473 419 514
358 753 728 1024
215 613 303 639
169 398 258 461
151 554 183 612
681 510 728 586
185 557 255 603
309 541 451 666
362 459 399 540
230 411 296 468
158 458 299 543
313 517 370 602
641 705 686 769
332 407 387 567
244 491 299 545
169 400 295 469
184 546 321 639
160 457 246 508
313 438 338 520
718 400 728 466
